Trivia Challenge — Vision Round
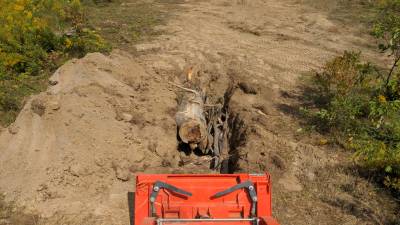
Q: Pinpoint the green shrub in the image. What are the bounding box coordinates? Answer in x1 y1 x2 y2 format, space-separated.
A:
303 0 400 192
0 0 109 126
303 51 400 191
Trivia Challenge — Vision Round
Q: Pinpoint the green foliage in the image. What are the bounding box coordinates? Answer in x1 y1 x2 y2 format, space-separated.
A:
304 52 379 132
303 0 400 192
373 0 400 54
0 0 109 126
373 0 400 90
303 51 400 191
303 52 400 190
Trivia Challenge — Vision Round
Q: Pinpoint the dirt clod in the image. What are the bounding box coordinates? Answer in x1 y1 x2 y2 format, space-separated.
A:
31 99 46 116
7 124 19 135
135 43 161 52
48 80 58 86
112 159 133 181
121 113 133 122
238 82 257 95
48 101 61 111
271 153 286 170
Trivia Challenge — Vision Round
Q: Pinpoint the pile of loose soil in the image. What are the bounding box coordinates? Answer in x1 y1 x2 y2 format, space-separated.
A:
0 50 202 224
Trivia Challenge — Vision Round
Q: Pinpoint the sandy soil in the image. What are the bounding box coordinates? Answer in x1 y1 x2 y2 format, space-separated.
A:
0 0 398 224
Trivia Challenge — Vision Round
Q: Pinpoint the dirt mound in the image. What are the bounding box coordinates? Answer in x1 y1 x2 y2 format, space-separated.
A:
0 50 189 224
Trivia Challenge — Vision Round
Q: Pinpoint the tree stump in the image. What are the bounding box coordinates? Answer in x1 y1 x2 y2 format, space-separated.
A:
174 84 207 150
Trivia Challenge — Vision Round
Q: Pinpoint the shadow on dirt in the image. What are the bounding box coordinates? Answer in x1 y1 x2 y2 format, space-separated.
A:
226 112 247 173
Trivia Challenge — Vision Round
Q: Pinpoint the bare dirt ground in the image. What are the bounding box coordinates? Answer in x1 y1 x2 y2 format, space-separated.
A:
0 0 399 225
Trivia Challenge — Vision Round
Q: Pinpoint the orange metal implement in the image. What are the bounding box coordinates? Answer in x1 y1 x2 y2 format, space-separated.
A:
134 174 280 225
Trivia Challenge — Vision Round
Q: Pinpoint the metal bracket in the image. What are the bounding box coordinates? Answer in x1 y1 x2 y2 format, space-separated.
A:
211 180 258 217
150 181 193 217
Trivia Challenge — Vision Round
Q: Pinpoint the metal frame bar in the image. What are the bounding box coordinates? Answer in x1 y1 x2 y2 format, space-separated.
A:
211 180 257 217
150 181 193 217
157 218 259 225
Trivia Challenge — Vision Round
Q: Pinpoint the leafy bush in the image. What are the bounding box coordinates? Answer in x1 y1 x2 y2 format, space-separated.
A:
302 0 400 192
0 0 109 125
303 51 400 191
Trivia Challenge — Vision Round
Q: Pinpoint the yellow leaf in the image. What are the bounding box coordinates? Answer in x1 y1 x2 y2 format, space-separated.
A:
26 11 32 19
65 38 73 48
378 95 387 103
319 139 328 145
13 4 24 11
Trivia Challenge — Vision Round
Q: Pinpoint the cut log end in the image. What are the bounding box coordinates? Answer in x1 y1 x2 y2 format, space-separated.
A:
178 120 206 144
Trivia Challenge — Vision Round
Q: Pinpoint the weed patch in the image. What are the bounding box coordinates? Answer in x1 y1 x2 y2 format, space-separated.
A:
299 0 379 26
300 0 400 193
302 51 400 191
84 0 166 50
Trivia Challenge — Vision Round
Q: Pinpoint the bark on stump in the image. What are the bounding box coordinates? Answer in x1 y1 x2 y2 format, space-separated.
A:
175 87 207 150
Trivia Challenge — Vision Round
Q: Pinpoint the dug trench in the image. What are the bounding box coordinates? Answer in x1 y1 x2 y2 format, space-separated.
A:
175 78 248 174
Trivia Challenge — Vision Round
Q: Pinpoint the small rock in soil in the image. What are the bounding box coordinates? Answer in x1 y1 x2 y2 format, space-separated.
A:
133 150 146 163
94 156 106 167
36 184 48 192
306 171 316 181
48 101 61 111
121 113 133 122
48 80 58 86
69 164 81 177
0 219 10 224
252 103 268 115
8 124 20 135
31 99 46 116
115 167 129 181
271 153 286 170
148 141 158 154
238 82 257 95
115 110 134 122
129 112 143 125
112 160 130 181
161 159 172 167
135 43 161 52
69 163 91 177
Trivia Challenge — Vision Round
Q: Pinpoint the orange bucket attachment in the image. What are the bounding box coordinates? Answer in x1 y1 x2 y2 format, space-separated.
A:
134 174 280 225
